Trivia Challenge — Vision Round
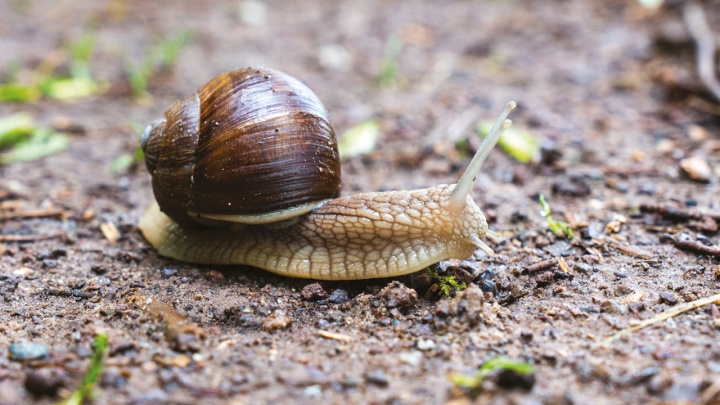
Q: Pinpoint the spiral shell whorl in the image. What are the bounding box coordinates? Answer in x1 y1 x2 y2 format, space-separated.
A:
142 67 341 228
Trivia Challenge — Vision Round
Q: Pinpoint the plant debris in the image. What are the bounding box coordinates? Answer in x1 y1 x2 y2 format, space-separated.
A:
538 194 574 239
0 114 70 164
603 293 720 344
449 357 535 391
427 267 467 297
337 120 379 160
124 291 205 352
58 334 108 405
672 233 720 257
477 121 539 163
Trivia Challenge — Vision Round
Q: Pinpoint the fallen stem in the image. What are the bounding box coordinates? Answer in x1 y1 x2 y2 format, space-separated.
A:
684 4 720 102
0 208 65 220
673 234 720 257
603 293 720 344
0 233 63 242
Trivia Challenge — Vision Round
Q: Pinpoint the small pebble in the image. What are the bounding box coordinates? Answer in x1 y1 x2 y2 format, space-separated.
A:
378 281 417 310
680 156 712 183
24 367 67 397
303 384 322 398
497 368 535 391
478 279 497 295
365 371 389 387
262 309 292 331
160 268 178 277
301 283 328 301
599 300 627 314
397 351 422 367
328 289 349 303
614 285 633 296
659 291 678 305
574 262 593 273
9 343 49 361
637 182 657 195
416 338 435 351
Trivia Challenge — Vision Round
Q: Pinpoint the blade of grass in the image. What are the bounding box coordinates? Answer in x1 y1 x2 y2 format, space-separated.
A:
69 25 98 80
0 128 69 164
539 194 574 238
123 31 194 100
58 334 109 405
0 112 35 148
157 30 194 69
379 34 404 88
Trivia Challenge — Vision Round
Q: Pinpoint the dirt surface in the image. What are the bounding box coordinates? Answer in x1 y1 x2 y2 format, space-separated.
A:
1 0 720 404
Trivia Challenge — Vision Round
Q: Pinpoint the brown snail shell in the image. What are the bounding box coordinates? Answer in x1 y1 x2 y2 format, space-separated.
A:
142 68 341 229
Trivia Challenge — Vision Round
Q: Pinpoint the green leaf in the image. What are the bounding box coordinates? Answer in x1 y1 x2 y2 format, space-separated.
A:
42 77 99 100
69 26 97 80
58 334 108 405
449 357 534 390
0 128 70 164
538 194 574 239
477 121 539 163
0 83 41 103
479 357 534 374
448 372 479 388
338 120 379 160
0 112 35 148
110 154 134 174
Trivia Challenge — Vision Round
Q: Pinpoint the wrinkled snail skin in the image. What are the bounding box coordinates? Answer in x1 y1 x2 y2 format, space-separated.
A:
138 184 487 280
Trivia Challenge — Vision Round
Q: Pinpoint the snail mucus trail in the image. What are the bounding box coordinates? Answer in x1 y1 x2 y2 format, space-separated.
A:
138 67 515 281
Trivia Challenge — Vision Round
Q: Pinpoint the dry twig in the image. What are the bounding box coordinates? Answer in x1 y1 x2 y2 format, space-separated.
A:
316 330 354 343
0 233 62 242
609 241 654 259
673 233 720 257
603 293 720 344
525 259 557 273
0 208 65 221
640 203 720 223
684 4 720 102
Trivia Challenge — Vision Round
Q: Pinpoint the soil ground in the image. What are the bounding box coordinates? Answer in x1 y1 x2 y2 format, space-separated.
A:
1 0 720 404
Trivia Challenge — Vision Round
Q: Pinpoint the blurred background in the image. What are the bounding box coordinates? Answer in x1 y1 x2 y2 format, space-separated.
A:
1 1 720 404
0 0 718 202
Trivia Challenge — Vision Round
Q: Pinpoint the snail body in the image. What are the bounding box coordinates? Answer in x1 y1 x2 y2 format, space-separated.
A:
138 67 515 280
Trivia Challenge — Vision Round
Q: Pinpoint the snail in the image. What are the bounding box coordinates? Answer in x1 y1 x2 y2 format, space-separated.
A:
138 67 515 280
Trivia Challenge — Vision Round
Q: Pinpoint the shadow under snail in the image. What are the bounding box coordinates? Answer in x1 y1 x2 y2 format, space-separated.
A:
138 67 515 280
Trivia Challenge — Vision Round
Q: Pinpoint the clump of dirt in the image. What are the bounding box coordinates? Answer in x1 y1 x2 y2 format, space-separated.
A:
432 284 486 332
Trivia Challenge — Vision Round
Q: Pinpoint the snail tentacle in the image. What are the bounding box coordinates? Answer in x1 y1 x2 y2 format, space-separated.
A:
448 101 516 212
